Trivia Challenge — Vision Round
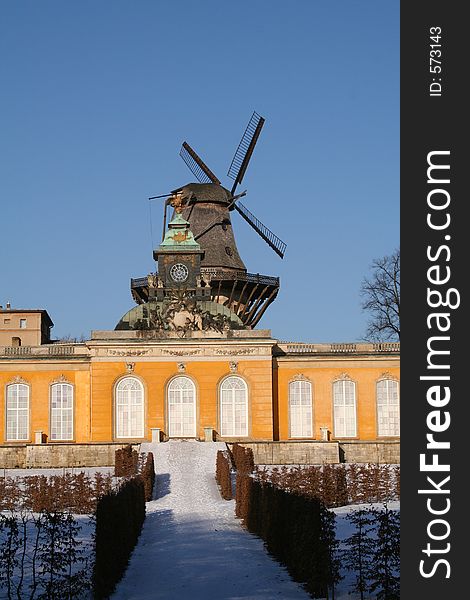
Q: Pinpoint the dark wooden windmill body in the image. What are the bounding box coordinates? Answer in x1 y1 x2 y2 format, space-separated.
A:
131 112 286 329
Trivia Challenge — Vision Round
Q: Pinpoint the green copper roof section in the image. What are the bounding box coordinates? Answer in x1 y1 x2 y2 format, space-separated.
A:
159 212 200 249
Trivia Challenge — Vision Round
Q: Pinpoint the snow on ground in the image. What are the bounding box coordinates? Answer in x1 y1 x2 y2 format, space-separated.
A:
331 501 400 600
111 440 311 600
110 441 399 600
0 514 94 600
2 466 114 478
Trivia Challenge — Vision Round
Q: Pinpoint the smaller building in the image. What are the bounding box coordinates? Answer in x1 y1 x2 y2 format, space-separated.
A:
0 305 53 347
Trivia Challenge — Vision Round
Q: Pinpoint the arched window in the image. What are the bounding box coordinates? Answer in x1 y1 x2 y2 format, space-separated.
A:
115 377 144 438
377 379 400 436
220 376 248 437
6 383 29 441
167 377 196 437
50 383 73 441
333 379 357 437
289 380 313 438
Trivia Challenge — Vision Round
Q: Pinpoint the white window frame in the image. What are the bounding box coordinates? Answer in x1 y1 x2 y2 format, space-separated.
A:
19 318 27 329
289 380 313 438
50 383 74 441
6 383 29 441
167 376 197 438
376 379 400 437
333 379 357 438
115 377 145 439
219 376 249 437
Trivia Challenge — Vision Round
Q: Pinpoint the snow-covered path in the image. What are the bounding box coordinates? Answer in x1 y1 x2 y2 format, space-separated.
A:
111 440 310 600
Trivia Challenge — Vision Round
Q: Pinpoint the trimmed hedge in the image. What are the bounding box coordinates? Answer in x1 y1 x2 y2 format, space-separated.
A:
141 452 156 502
236 474 335 597
255 463 400 507
115 445 139 477
0 472 114 513
215 450 232 500
92 477 146 599
230 443 254 474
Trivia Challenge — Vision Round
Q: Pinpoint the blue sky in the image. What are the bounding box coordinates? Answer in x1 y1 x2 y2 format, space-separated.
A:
0 1 399 342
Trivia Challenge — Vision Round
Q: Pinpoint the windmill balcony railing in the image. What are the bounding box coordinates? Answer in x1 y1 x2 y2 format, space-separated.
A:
131 276 150 288
202 269 279 286
131 271 279 289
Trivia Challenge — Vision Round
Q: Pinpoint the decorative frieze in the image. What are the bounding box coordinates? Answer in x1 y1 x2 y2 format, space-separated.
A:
214 347 256 356
93 344 269 359
161 349 202 357
107 349 150 357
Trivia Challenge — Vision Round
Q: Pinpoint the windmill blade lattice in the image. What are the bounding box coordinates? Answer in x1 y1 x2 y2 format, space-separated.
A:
234 200 287 259
227 111 265 195
180 141 221 184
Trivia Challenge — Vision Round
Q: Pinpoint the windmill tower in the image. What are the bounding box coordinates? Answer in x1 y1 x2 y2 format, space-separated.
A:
124 112 286 333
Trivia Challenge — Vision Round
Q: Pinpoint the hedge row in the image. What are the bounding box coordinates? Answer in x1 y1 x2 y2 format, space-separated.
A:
141 452 156 502
229 443 254 474
92 449 155 597
255 463 400 507
0 472 114 513
215 450 232 500
115 445 139 477
92 477 146 600
236 474 337 597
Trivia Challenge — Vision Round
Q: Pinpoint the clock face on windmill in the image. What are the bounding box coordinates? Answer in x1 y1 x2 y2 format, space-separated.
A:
169 263 189 283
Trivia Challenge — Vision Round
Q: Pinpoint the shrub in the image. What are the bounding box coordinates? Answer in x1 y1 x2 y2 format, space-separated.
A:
215 451 232 500
1 472 115 514
235 473 252 519
0 477 22 511
93 471 114 501
140 452 156 502
342 504 400 600
235 477 338 597
230 444 254 474
253 464 400 508
0 511 91 599
93 477 146 600
115 445 139 477
342 509 376 600
368 505 400 599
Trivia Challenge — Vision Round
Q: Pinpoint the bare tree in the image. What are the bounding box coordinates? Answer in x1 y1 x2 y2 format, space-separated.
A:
361 249 400 341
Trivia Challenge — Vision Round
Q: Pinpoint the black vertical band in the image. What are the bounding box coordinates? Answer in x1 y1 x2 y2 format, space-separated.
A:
401 2 466 596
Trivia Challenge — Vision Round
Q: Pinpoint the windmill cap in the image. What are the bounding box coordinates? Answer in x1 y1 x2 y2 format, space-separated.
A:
171 183 232 205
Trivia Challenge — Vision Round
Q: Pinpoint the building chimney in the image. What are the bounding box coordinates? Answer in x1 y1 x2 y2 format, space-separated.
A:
6 302 11 309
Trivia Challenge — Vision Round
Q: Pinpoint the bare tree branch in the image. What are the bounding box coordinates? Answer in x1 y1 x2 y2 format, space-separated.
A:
360 249 400 341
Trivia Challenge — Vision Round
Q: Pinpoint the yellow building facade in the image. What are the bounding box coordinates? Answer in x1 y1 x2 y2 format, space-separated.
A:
0 324 399 447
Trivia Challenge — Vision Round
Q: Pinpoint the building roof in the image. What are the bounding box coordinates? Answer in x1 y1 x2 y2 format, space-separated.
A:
0 308 54 327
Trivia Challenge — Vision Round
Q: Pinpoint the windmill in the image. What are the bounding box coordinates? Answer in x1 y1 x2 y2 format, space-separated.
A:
131 112 286 329
175 111 287 261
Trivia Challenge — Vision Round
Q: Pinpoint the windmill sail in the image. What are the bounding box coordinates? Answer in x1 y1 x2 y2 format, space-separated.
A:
227 111 265 195
234 201 287 259
180 141 221 184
